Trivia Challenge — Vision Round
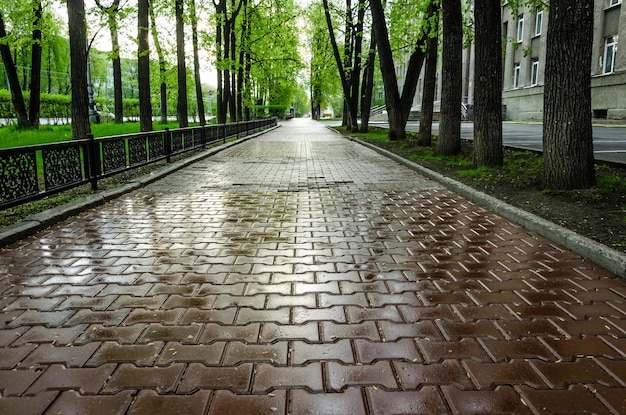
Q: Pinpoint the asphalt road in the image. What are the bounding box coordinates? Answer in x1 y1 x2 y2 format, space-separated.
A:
368 121 626 165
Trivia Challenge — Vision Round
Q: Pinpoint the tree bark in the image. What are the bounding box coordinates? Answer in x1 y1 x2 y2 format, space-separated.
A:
190 0 206 125
0 13 30 128
543 0 595 189
95 0 123 123
149 1 168 124
67 0 91 139
214 1 226 124
437 0 462 155
176 0 188 127
359 27 376 133
138 0 153 132
370 0 428 140
418 2 439 147
28 0 43 128
323 0 359 131
473 0 503 167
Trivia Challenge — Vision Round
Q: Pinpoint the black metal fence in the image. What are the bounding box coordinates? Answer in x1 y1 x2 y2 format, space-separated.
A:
0 118 277 209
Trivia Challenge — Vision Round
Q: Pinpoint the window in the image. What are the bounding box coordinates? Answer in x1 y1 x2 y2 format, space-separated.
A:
610 0 621 7
531 60 539 86
604 36 618 74
534 9 543 36
514 63 521 88
517 15 524 43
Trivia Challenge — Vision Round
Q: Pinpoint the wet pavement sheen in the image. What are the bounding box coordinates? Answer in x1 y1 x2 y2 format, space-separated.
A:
1 118 626 414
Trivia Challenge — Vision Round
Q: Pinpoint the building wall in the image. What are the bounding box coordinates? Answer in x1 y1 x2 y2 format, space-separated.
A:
410 1 626 121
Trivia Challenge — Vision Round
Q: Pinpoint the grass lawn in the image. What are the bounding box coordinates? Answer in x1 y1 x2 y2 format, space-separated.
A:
0 121 201 149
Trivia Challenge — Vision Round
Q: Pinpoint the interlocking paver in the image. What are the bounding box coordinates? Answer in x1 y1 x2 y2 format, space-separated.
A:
1 119 625 413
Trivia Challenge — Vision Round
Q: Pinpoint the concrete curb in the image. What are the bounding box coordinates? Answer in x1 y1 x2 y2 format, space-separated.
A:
0 126 279 248
351 136 626 278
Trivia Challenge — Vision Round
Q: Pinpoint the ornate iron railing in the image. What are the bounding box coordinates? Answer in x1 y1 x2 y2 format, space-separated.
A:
0 118 277 209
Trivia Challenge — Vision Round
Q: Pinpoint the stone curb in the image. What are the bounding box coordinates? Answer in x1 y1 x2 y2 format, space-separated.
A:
349 135 626 278
0 126 279 248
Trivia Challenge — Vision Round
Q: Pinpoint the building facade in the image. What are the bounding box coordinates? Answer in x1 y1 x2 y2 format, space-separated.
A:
411 0 626 121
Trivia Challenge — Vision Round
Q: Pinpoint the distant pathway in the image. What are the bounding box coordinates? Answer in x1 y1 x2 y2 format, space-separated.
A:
1 118 625 414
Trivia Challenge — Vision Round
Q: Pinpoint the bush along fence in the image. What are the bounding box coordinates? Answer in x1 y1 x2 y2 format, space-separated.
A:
0 118 277 209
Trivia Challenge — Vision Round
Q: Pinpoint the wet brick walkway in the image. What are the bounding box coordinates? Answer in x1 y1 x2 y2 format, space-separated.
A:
1 119 626 414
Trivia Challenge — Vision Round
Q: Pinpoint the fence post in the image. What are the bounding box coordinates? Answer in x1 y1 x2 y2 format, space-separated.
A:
222 124 226 144
200 124 207 147
87 133 99 191
164 128 172 163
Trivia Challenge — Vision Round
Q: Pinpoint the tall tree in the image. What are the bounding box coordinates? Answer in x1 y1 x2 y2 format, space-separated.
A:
190 0 206 125
359 27 376 133
67 0 91 139
322 0 363 131
94 0 123 123
0 12 30 128
176 0 188 127
138 0 152 132
96 0 124 123
417 0 439 146
473 0 503 167
436 0 462 155
370 0 429 140
149 0 168 124
28 0 43 128
543 0 595 189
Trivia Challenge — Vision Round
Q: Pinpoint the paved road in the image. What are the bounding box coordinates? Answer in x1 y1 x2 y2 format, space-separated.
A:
1 118 625 414
368 121 626 165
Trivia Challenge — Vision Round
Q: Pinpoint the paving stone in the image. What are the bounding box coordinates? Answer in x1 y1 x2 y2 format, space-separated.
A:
366 387 449 415
394 360 474 390
13 325 89 346
199 322 261 343
530 358 619 388
259 322 319 343
21 343 99 368
46 390 134 415
208 390 286 415
252 363 324 392
516 384 611 414
86 342 164 367
327 361 398 391
290 388 366 415
128 390 211 415
137 323 202 344
223 341 288 365
291 340 355 364
480 337 556 362
25 363 116 395
418 338 490 364
0 368 41 396
74 324 146 345
156 342 225 366
103 363 185 393
177 363 254 394
541 336 622 361
442 385 532 415
464 359 547 390
0 391 58 415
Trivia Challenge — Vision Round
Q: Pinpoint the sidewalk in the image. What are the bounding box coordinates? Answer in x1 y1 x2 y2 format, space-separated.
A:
1 118 625 414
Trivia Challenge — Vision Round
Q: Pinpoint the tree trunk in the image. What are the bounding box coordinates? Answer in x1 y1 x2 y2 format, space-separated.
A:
67 0 91 139
149 1 167 124
176 0 188 127
437 0 462 155
138 0 153 132
29 0 43 128
0 13 30 128
359 28 376 133
323 0 358 131
96 0 123 123
215 1 226 124
418 2 439 147
543 0 595 190
473 0 503 167
190 0 206 125
371 0 429 140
